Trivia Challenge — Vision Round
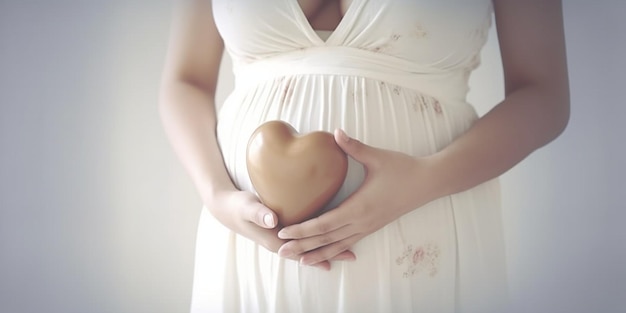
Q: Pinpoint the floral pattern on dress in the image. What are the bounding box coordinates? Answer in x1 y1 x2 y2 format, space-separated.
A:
366 33 402 53
396 243 441 278
411 94 445 115
413 22 428 38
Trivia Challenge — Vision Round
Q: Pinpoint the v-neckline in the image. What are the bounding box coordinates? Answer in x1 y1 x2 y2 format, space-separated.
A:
291 0 358 45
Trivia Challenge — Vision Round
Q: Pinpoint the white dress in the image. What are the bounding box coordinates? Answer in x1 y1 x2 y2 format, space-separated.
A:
191 0 507 312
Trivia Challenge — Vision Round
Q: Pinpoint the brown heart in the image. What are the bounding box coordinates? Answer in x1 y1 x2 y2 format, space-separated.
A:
246 120 348 226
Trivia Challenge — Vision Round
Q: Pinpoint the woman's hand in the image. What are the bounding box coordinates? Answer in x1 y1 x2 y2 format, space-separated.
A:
206 188 356 270
277 129 439 266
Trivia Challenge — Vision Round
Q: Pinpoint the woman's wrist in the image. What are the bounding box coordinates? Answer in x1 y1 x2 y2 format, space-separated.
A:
196 177 238 205
414 153 452 205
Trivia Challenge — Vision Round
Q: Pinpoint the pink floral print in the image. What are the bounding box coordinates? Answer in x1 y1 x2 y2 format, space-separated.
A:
396 243 441 278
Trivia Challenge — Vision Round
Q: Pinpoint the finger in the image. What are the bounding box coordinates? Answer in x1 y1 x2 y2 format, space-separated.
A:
310 261 331 271
329 250 356 261
250 227 332 270
299 235 361 266
240 201 277 229
277 224 355 258
254 229 332 270
239 223 284 253
307 255 357 270
334 129 377 166
277 207 349 240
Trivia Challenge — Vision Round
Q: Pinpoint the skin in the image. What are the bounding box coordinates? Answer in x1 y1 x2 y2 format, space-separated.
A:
159 0 570 270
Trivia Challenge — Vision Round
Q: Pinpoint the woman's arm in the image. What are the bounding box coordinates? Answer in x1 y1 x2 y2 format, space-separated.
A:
428 0 570 198
159 0 283 247
277 0 570 265
159 0 232 202
158 0 353 270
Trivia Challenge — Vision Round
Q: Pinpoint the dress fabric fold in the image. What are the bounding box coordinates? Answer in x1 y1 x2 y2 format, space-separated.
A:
191 1 508 312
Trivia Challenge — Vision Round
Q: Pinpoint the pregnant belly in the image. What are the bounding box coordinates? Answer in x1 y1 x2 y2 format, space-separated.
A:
215 75 477 205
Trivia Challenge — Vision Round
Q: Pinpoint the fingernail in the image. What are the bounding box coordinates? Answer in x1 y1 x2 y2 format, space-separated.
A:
263 214 274 227
337 129 350 143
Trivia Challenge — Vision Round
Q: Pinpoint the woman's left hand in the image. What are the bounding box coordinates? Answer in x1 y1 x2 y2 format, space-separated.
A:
277 129 441 266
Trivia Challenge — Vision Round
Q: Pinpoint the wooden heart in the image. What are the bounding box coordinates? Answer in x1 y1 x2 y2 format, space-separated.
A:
246 121 348 226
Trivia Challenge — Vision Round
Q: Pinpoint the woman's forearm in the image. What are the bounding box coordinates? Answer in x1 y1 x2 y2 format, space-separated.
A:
158 80 235 202
427 83 570 198
423 0 570 200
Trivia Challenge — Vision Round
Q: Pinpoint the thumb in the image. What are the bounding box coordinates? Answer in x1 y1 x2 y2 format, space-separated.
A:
334 129 375 165
242 200 278 229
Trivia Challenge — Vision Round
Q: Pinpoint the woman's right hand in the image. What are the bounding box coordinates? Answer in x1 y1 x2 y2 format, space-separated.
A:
205 188 355 270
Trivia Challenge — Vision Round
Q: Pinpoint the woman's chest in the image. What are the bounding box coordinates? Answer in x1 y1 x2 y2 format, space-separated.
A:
296 0 353 31
212 0 493 68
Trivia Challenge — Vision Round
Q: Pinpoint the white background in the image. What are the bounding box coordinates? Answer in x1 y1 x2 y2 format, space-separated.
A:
0 1 624 312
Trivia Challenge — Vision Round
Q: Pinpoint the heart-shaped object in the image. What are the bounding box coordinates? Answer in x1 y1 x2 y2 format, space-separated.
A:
246 121 348 226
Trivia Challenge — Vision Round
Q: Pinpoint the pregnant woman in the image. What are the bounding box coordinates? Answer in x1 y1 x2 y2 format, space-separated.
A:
159 0 569 312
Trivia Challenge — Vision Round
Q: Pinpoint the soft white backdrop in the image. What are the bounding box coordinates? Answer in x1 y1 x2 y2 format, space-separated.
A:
0 1 623 312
